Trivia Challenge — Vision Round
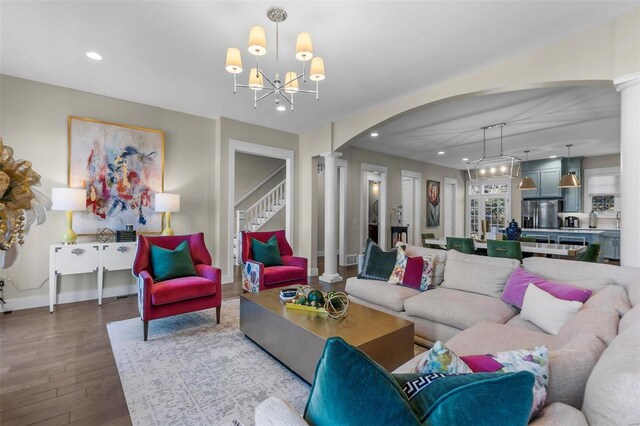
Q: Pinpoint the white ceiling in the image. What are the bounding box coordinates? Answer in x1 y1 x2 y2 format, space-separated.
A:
348 85 621 169
1 1 636 135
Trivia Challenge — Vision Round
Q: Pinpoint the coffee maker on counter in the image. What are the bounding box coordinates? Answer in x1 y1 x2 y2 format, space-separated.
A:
565 216 580 228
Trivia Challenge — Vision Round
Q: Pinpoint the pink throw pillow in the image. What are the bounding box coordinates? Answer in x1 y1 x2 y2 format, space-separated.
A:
501 268 592 309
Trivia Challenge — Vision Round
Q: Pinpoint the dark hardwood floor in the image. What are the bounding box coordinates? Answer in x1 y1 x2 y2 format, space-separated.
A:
0 258 356 425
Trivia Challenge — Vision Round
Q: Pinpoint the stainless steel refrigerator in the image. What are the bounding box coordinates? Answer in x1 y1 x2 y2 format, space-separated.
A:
521 199 563 229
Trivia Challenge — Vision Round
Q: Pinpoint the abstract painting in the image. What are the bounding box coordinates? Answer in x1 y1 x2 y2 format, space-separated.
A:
427 180 440 228
68 116 164 234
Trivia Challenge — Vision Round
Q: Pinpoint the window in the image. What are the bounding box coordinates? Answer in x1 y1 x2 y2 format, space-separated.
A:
466 179 511 238
584 167 620 216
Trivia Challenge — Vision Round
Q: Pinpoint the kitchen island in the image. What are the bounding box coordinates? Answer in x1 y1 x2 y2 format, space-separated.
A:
520 228 620 260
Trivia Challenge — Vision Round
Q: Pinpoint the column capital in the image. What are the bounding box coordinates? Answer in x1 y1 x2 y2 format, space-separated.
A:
614 72 640 92
320 151 343 159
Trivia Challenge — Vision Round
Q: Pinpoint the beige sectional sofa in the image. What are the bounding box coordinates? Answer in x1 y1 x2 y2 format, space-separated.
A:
255 246 639 424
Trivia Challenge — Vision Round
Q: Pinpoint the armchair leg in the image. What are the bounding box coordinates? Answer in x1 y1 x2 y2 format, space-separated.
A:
143 320 149 341
216 306 221 324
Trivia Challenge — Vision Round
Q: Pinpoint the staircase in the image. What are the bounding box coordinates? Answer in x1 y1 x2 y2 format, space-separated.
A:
234 179 286 264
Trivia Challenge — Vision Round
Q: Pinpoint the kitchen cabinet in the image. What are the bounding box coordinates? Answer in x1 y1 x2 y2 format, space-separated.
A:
562 158 583 213
521 159 563 199
600 231 621 260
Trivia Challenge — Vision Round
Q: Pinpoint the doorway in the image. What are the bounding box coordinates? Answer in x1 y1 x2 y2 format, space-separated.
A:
401 170 422 245
443 177 458 238
361 164 388 251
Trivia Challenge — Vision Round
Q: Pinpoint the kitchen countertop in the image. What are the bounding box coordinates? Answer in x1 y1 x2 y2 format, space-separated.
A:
521 228 620 234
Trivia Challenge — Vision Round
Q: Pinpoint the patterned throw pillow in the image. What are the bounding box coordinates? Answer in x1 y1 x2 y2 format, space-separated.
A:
388 246 435 291
412 341 472 374
412 341 549 419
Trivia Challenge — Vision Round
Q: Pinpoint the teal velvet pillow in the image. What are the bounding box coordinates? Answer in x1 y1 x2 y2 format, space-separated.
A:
304 337 421 426
357 238 399 281
251 235 283 267
393 371 534 425
150 241 197 282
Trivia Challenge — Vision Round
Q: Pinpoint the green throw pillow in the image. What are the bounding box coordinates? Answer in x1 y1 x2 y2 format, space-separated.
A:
251 235 283 267
358 238 399 281
150 241 197 282
304 337 421 426
393 371 534 425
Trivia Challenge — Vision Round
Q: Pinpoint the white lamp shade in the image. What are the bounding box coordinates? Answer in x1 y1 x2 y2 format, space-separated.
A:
309 57 325 81
284 72 299 93
155 193 180 213
295 32 313 61
225 48 243 74
248 68 264 90
51 188 86 211
248 26 267 56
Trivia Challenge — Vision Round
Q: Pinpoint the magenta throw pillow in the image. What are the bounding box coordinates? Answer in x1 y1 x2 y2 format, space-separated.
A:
501 268 592 308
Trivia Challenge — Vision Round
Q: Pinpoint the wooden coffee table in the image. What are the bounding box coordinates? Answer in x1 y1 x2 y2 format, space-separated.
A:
240 288 415 383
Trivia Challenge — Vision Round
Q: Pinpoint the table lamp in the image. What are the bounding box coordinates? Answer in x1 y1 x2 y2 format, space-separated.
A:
155 193 180 236
51 188 86 244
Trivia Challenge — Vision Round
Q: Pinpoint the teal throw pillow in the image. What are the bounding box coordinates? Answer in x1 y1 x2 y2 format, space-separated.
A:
251 235 283 267
304 337 421 426
150 241 197 282
358 238 399 281
393 371 534 425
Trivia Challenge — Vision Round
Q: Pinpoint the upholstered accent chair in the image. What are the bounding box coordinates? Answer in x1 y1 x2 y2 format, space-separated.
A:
240 230 308 293
132 233 222 341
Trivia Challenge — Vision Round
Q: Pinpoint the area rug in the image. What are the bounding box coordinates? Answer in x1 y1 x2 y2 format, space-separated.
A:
107 298 310 426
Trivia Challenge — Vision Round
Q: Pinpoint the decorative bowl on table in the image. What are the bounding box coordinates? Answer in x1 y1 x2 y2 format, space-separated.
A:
284 287 349 318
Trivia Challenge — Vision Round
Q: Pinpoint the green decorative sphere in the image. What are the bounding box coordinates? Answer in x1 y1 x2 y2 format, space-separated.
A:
307 290 325 306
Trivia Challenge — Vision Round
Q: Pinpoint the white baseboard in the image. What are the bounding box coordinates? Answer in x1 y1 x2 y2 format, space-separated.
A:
222 274 234 284
308 267 319 277
317 251 324 257
4 284 137 311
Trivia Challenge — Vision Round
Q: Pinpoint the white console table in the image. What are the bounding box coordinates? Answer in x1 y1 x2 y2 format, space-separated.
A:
48 241 137 312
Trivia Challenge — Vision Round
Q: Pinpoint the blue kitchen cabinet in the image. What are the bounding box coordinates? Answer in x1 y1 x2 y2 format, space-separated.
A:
562 158 583 213
521 159 563 199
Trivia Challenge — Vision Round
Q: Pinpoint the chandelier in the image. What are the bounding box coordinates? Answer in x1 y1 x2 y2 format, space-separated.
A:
224 6 326 112
467 123 521 181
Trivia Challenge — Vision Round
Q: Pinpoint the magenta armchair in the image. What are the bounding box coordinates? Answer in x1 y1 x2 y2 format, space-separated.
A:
241 230 308 293
132 233 222 341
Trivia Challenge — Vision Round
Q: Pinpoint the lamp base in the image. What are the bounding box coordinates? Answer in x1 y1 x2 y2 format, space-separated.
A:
62 211 78 244
162 227 175 236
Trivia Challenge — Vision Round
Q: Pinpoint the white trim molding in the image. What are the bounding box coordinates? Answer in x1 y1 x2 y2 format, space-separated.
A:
614 72 640 92
5 284 137 311
360 163 389 251
401 169 422 245
227 140 295 284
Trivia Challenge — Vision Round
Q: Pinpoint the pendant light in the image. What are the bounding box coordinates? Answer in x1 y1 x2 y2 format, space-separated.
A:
558 144 582 188
518 150 538 190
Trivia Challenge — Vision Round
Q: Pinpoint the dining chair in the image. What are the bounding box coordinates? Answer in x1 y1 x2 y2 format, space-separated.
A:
446 237 476 255
487 240 523 262
422 233 445 250
577 243 601 263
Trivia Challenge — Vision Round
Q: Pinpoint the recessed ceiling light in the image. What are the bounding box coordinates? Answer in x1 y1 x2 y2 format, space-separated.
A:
462 158 469 161
86 51 103 61
438 151 445 155
549 155 557 159
370 132 379 137
276 105 286 112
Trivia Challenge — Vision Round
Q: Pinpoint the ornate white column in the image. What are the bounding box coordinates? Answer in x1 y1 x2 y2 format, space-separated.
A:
320 152 343 283
615 73 640 268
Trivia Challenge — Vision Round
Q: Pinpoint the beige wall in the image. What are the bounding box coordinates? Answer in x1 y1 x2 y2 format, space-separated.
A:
0 75 216 307
583 153 620 169
340 147 466 255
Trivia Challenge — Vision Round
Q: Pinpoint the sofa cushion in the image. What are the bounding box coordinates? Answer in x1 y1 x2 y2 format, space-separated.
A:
150 276 216 305
547 333 606 408
446 322 554 356
502 268 592 309
441 250 520 298
619 304 640 334
521 285 583 335
555 307 619 347
522 257 613 291
583 326 640 425
411 341 472 374
583 285 631 317
404 246 447 286
529 403 588 426
346 277 420 312
263 266 306 286
304 337 421 426
506 314 547 334
358 238 398 281
404 288 518 330
388 246 435 291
